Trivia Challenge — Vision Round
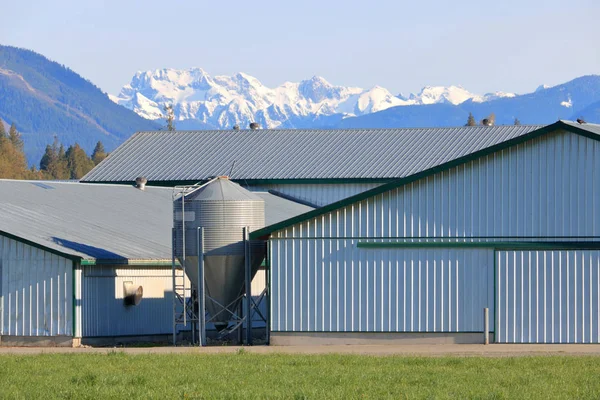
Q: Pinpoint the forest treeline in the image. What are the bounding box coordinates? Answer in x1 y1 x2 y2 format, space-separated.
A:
0 122 107 180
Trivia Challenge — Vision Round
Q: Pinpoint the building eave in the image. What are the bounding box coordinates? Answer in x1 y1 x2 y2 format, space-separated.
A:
250 121 600 239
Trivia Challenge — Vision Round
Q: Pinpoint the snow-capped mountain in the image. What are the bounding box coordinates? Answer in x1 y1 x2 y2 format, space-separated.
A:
110 68 514 129
400 86 516 105
338 75 600 129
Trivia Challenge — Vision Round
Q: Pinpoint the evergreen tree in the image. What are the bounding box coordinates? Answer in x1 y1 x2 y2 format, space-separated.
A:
91 141 107 165
8 123 24 152
39 144 56 172
514 118 521 126
39 137 69 179
466 112 476 126
65 143 95 179
0 123 30 179
164 104 175 131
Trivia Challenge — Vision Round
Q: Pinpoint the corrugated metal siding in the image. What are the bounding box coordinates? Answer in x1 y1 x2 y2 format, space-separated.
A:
77 266 267 336
79 266 177 337
497 250 600 343
268 130 599 334
274 130 600 239
272 243 493 332
0 236 72 336
257 183 382 207
82 125 542 182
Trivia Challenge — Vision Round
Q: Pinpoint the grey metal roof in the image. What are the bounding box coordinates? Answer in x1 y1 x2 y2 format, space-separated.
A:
561 120 600 136
0 180 312 261
82 125 545 183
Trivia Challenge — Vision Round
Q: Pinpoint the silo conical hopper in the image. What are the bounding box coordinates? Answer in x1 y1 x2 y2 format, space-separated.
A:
173 177 265 331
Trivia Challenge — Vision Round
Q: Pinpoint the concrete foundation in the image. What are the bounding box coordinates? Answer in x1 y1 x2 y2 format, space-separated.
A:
0 335 75 347
270 332 494 345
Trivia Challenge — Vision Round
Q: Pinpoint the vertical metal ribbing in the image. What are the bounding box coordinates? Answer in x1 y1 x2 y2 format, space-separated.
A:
198 227 206 346
266 240 271 345
244 227 252 345
171 228 177 346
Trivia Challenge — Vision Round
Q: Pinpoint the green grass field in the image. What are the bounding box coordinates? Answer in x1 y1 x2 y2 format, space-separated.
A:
1 353 599 399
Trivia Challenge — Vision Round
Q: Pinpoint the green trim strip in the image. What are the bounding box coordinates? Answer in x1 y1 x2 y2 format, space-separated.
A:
357 241 600 250
250 121 600 239
80 259 176 266
268 236 600 241
271 330 494 334
0 230 81 261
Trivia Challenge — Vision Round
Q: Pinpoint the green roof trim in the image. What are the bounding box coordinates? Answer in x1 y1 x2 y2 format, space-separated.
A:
0 230 82 262
250 121 600 239
357 241 600 250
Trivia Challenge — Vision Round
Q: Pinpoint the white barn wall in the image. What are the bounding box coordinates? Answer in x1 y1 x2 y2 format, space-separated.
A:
255 183 382 207
0 236 72 336
74 265 267 337
273 131 600 240
269 131 600 335
497 250 600 343
271 243 493 332
77 266 181 337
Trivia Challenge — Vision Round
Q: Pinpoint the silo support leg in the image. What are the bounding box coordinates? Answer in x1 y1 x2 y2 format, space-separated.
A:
198 227 206 346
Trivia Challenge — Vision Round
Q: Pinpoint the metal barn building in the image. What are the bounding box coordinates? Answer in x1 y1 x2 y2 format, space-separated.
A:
3 121 600 346
81 125 544 207
0 180 311 346
250 121 600 344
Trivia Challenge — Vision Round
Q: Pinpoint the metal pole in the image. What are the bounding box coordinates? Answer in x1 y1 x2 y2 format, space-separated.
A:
181 193 186 326
171 228 177 346
244 227 252 345
198 227 206 346
484 307 489 345
237 301 243 345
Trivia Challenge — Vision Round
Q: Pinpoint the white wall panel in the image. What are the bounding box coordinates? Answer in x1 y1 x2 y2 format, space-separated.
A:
0 236 72 336
273 131 600 240
269 130 600 335
79 266 177 337
497 250 600 343
272 243 493 332
76 266 267 337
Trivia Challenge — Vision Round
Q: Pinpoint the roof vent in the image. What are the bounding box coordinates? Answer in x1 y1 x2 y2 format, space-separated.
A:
135 176 148 190
233 124 240 130
249 122 260 130
482 118 493 126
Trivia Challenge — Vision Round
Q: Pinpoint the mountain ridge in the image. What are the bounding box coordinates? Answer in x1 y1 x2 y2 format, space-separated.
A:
112 67 599 130
0 45 160 164
111 67 516 130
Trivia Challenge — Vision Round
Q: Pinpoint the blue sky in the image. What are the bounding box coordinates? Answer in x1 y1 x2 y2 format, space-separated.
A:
2 0 599 96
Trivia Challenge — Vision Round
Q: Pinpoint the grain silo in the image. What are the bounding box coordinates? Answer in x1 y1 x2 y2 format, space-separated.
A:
173 177 266 344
